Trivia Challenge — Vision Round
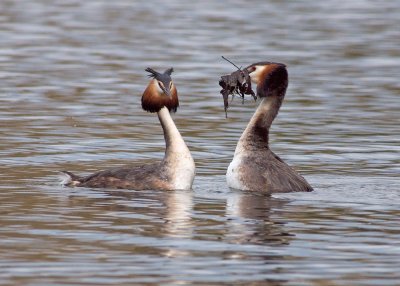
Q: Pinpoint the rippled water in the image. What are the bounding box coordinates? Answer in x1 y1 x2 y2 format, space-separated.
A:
1 1 399 285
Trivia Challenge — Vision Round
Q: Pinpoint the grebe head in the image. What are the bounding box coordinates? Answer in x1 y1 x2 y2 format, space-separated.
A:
141 67 179 113
246 62 288 98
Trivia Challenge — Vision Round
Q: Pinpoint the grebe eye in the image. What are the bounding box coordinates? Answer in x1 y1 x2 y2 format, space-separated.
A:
158 81 164 88
169 82 173 88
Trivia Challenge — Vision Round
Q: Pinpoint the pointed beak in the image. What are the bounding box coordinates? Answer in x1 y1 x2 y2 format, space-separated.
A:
161 85 171 97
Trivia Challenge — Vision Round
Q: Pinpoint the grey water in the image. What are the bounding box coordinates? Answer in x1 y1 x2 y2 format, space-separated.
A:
1 1 399 285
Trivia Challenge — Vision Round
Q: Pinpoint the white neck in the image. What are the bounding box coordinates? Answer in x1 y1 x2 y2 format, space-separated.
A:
157 107 195 190
157 107 189 156
234 96 281 155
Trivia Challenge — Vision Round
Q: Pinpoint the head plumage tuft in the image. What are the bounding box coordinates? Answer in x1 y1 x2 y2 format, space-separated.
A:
164 67 174 76
145 67 161 79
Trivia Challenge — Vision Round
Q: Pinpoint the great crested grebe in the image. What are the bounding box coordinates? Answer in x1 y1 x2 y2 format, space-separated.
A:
220 61 313 193
62 67 195 191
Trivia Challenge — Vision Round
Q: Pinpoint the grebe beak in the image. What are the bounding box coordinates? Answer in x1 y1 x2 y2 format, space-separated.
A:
161 85 171 97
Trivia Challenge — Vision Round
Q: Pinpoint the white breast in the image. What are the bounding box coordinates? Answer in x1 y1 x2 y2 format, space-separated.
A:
226 154 246 190
171 152 195 190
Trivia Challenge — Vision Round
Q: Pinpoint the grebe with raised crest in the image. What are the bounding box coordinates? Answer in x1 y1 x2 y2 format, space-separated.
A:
220 61 313 193
62 67 195 191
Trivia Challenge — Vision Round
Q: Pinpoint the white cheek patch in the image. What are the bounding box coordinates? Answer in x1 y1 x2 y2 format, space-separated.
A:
249 65 266 84
155 82 163 94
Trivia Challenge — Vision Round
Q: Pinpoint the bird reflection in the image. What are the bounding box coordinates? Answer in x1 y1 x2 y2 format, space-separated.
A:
225 191 293 245
65 187 194 258
163 190 194 238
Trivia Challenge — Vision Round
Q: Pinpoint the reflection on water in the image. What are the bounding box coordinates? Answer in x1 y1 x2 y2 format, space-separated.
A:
226 192 291 245
1 0 399 285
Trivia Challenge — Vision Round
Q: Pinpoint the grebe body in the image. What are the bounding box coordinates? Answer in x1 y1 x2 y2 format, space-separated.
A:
62 68 195 191
224 62 312 193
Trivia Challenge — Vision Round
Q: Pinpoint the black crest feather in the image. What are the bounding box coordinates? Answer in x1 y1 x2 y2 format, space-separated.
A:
145 67 161 79
164 67 174 76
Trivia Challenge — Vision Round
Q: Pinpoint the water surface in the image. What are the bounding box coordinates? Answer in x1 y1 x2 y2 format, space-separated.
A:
1 1 399 285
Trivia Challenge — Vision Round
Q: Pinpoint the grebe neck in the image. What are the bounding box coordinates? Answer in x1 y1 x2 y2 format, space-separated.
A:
157 107 190 158
235 95 283 154
157 106 195 190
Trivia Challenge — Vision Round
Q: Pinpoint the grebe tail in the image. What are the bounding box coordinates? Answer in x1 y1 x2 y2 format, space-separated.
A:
62 67 195 191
